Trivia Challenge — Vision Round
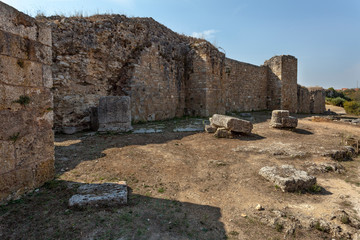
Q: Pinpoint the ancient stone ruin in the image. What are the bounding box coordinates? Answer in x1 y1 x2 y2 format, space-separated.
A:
259 165 317 192
269 110 298 129
0 1 327 203
0 2 54 202
68 181 128 208
96 96 132 132
33 14 326 134
205 114 253 138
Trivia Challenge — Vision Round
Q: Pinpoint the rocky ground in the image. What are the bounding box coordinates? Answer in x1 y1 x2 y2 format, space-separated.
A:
1 110 360 239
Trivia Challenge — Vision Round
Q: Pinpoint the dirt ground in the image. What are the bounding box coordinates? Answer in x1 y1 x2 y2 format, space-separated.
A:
1 110 360 240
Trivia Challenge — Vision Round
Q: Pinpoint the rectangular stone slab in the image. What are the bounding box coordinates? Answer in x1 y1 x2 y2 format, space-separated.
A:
210 114 253 134
259 165 316 192
98 96 132 132
68 182 128 208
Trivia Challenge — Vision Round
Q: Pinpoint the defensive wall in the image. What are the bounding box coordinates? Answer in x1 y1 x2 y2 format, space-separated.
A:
0 1 54 203
0 3 326 202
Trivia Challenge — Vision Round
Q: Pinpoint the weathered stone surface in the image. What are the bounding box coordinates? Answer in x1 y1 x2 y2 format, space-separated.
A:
264 56 298 112
35 14 324 131
205 124 217 133
214 127 231 138
97 96 132 132
259 165 316 192
309 87 326 114
282 116 298 128
323 146 356 161
271 110 290 119
62 127 78 135
297 85 311 113
68 182 128 208
210 114 253 134
270 110 298 129
0 2 54 203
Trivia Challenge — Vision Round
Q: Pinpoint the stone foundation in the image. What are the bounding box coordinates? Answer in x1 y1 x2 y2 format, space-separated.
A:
0 2 54 203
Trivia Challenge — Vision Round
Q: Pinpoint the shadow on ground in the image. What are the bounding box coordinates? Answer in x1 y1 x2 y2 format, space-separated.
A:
0 180 226 240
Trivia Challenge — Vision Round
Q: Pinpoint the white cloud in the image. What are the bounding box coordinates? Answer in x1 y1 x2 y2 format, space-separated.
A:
191 29 218 40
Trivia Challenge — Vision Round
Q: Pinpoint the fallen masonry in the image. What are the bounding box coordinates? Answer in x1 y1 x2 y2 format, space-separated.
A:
68 182 128 208
205 114 253 138
269 110 298 129
259 165 316 192
214 127 232 138
323 146 356 161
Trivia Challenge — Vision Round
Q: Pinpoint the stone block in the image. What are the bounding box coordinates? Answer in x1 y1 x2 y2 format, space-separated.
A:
205 124 217 133
42 65 53 88
38 24 52 46
34 159 55 186
68 182 128 208
0 30 28 59
281 116 298 128
324 146 356 161
28 43 52 65
98 96 132 132
270 110 297 129
271 110 290 118
0 55 43 87
259 165 316 192
0 141 16 175
210 114 253 134
214 127 230 138
0 2 38 41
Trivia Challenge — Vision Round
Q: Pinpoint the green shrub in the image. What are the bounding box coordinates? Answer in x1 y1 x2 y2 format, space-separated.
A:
344 101 360 115
329 97 346 107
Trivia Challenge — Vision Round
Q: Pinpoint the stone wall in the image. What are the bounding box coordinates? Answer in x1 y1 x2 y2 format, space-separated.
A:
264 55 298 112
309 87 326 114
38 14 325 133
297 85 311 113
0 2 54 203
224 59 268 113
41 15 192 129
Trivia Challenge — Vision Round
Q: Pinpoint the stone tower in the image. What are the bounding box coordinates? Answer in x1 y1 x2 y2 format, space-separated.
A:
264 55 298 112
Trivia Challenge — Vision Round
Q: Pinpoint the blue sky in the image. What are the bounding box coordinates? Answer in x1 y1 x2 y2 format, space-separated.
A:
3 0 360 89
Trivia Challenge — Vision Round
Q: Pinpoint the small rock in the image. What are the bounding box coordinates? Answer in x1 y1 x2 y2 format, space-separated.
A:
205 124 217 133
214 127 231 138
255 204 264 211
241 213 247 218
62 127 78 135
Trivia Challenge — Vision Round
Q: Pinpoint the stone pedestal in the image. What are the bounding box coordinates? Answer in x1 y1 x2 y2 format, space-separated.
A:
97 96 132 132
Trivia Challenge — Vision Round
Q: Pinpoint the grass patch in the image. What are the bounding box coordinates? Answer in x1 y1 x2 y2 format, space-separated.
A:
275 223 283 232
8 132 20 143
308 184 322 193
13 95 31 106
17 59 25 68
340 215 350 224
